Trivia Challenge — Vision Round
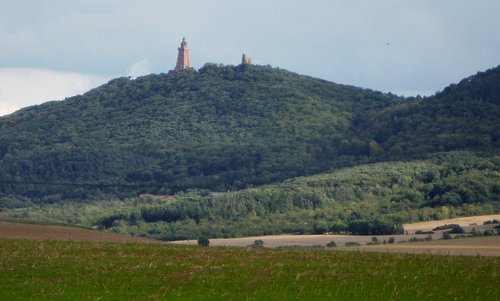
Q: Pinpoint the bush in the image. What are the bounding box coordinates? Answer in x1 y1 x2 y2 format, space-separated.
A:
483 230 497 236
249 240 264 248
344 241 360 247
415 230 434 234
442 232 452 240
448 225 465 234
433 224 460 231
197 237 210 247
367 237 380 245
326 241 337 248
483 219 499 225
388 237 395 244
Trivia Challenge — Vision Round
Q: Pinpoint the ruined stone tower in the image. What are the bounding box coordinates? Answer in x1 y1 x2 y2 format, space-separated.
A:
174 37 190 71
241 54 252 65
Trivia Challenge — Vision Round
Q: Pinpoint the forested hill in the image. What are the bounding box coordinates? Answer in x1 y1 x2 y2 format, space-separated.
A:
356 66 500 157
0 64 498 202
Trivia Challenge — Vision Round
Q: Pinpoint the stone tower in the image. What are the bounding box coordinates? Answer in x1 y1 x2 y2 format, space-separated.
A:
174 37 190 71
241 54 252 65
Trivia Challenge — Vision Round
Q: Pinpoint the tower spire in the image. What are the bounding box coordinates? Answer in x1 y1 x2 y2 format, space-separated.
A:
174 37 190 71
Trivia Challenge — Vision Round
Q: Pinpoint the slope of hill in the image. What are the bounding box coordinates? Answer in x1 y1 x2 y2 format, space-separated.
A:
357 66 500 157
0 65 400 202
15 151 500 240
0 64 498 204
0 220 161 243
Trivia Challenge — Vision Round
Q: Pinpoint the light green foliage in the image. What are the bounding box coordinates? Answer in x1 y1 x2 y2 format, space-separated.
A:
1 239 498 300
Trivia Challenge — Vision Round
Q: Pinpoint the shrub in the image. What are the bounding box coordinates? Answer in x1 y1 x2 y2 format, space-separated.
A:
388 237 395 244
249 240 264 248
345 241 360 247
433 224 460 231
367 237 380 245
442 232 452 240
197 237 210 247
483 219 499 225
483 230 497 236
326 241 337 248
448 225 465 234
415 230 434 234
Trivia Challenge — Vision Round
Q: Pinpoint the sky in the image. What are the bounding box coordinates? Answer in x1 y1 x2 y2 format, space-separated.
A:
1 0 499 116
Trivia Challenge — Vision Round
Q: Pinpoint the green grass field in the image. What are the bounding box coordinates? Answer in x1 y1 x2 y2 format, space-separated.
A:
1 239 498 300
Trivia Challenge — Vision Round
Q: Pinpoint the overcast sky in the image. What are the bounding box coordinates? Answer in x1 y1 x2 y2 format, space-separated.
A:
1 0 499 116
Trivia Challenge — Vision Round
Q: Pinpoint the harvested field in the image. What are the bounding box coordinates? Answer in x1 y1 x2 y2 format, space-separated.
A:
403 214 500 234
357 236 500 256
171 234 420 247
0 221 162 243
171 214 500 256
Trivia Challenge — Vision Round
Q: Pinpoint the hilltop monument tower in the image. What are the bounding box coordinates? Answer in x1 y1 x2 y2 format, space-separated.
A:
174 37 190 71
241 54 252 65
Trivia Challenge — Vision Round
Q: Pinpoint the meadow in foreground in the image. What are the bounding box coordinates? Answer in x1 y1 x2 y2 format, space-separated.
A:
0 239 498 300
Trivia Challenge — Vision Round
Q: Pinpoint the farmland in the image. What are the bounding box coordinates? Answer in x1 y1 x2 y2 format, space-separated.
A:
171 214 500 256
1 238 499 300
0 220 160 243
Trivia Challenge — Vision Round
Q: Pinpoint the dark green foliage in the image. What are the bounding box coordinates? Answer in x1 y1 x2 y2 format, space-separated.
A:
448 225 465 234
415 230 434 234
345 241 361 247
0 65 499 202
1 65 499 241
0 65 400 200
358 67 500 158
388 237 395 244
483 219 499 225
15 152 500 240
249 240 264 248
442 232 452 240
433 224 461 231
348 219 403 235
326 240 337 247
197 237 210 247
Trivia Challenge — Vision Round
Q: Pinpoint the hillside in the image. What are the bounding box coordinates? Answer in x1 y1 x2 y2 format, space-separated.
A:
0 220 161 243
1 64 498 204
16 151 500 240
358 66 500 156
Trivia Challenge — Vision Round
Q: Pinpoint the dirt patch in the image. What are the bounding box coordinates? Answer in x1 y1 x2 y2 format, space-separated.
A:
0 221 163 244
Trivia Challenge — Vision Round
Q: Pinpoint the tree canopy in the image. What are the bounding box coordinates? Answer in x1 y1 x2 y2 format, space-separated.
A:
1 64 498 203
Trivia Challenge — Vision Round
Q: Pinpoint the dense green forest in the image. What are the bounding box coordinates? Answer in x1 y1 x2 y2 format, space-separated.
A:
14 151 500 240
1 64 499 239
0 64 498 203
